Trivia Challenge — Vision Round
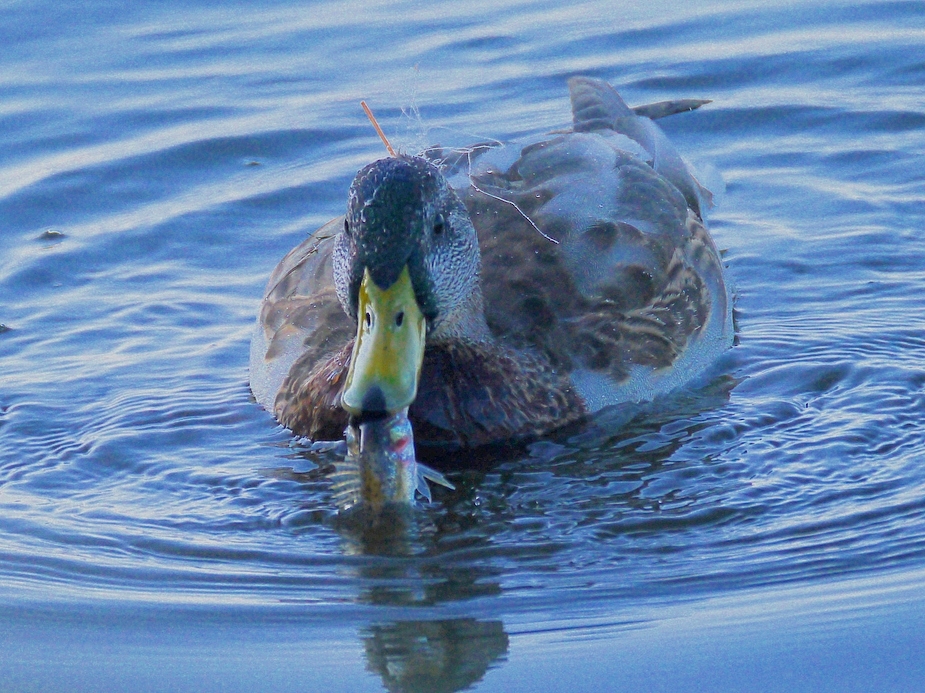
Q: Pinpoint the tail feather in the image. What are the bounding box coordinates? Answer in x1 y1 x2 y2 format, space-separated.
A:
632 99 711 120
568 77 634 131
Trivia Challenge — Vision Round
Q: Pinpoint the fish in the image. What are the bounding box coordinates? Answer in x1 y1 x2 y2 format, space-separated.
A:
331 408 454 513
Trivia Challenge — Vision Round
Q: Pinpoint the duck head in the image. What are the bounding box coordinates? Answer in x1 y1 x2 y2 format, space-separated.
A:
333 155 481 420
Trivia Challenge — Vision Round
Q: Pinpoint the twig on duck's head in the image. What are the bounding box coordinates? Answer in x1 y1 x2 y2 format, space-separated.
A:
361 101 396 157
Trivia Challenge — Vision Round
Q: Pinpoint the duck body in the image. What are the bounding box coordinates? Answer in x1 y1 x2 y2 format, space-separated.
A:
250 77 732 454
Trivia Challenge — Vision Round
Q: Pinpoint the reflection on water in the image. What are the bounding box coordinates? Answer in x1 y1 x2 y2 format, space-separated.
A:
330 499 504 607
332 507 509 691
363 619 508 693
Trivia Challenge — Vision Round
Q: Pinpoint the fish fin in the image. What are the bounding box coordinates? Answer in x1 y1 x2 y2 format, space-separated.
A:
330 459 361 510
416 462 456 500
415 473 433 503
330 427 362 510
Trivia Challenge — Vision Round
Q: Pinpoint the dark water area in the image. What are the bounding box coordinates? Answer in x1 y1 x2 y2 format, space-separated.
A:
2 0 925 691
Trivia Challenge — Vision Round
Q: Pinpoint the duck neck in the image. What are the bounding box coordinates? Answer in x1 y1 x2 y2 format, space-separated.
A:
429 282 491 344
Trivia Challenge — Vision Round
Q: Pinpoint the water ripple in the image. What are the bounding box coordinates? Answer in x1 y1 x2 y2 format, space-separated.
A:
1 0 924 659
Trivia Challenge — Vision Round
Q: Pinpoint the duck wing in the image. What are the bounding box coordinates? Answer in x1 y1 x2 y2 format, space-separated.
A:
249 218 354 425
453 78 731 412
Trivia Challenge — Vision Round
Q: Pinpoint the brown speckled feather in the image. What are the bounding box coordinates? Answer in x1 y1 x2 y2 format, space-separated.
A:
469 153 723 387
275 336 585 449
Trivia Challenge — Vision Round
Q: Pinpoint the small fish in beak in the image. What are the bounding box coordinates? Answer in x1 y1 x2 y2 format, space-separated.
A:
331 408 454 513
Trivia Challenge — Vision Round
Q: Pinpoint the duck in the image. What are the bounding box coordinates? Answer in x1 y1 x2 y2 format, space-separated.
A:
250 76 733 458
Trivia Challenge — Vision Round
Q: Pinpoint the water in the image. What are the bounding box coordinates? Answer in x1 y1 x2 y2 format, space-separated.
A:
2 0 925 690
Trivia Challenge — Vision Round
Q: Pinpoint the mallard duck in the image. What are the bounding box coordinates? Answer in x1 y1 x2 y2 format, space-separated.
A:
250 77 732 459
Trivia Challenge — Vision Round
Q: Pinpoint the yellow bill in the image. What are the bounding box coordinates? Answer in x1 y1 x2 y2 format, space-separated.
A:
341 265 426 416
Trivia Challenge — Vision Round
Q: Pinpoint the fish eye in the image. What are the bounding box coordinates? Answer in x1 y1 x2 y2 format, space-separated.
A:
433 213 445 236
395 311 404 327
364 310 372 329
344 218 349 235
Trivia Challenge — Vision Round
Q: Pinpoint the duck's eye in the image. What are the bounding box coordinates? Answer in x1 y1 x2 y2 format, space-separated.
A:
395 311 404 327
344 218 350 235
433 213 445 236
364 310 372 329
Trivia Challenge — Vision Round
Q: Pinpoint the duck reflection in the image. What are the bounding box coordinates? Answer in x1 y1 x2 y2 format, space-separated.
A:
332 504 503 606
362 618 508 693
329 506 508 692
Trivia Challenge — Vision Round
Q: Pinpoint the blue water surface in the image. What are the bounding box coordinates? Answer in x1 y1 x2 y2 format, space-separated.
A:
2 0 925 691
